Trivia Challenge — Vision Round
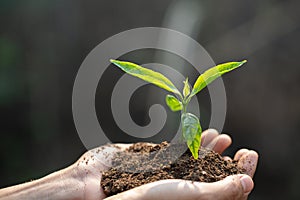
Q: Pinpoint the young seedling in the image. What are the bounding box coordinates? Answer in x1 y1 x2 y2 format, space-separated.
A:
110 59 247 159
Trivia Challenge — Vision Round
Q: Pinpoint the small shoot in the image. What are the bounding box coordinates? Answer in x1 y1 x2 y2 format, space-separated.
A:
110 59 247 159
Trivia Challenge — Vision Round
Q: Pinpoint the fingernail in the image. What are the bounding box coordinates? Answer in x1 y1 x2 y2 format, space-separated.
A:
239 175 253 193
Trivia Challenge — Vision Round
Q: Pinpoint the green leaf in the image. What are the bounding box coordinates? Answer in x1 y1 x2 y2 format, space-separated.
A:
165 94 183 112
110 59 181 96
183 77 190 98
181 112 202 159
190 60 247 97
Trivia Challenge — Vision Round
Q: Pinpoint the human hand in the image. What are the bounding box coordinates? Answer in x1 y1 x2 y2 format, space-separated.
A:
72 129 258 200
72 143 131 199
0 129 257 200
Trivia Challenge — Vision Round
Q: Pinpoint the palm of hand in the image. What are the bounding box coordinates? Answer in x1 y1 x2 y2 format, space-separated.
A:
75 130 258 200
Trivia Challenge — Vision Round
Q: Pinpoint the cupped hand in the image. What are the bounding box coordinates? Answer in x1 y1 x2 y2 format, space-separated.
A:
73 143 131 199
73 129 258 200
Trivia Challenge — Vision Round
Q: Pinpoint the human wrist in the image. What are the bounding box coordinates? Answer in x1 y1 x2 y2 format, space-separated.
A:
47 164 85 200
0 164 84 200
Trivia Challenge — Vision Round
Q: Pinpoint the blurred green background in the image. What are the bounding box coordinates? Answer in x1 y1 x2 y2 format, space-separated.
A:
1 0 300 199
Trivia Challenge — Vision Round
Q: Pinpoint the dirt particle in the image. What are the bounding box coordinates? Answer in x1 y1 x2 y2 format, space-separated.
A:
101 142 243 197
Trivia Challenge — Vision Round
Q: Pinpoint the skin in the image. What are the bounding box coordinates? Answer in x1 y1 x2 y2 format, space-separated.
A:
0 129 258 200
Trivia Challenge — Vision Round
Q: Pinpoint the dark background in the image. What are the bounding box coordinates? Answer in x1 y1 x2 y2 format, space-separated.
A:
1 0 300 199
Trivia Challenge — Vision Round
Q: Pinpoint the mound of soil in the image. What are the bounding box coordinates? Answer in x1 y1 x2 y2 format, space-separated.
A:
101 142 243 197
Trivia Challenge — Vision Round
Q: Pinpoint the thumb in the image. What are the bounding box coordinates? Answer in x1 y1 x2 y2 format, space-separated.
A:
105 175 254 200
213 174 254 199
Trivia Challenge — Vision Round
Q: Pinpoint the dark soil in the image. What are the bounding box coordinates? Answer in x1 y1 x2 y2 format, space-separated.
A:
101 142 243 197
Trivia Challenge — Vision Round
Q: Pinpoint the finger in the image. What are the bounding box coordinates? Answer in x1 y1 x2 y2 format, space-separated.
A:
214 174 254 199
114 142 159 151
88 143 159 169
88 143 138 168
201 129 219 147
223 156 232 162
105 175 253 200
81 145 122 169
111 143 133 151
234 149 249 161
206 134 232 154
237 150 259 178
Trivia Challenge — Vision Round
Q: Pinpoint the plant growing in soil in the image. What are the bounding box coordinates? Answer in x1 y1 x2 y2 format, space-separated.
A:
110 59 247 159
